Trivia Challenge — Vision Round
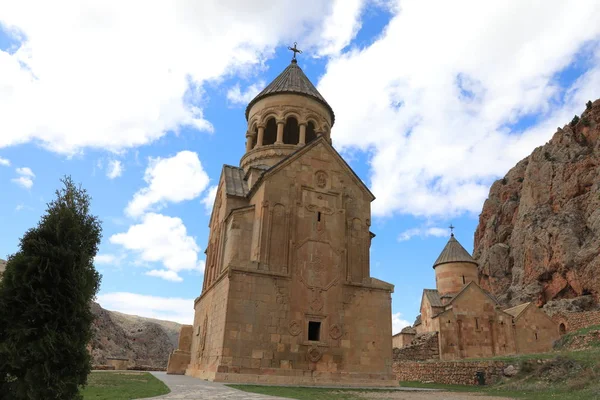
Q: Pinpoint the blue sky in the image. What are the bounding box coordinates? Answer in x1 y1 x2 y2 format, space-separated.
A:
1 1 600 331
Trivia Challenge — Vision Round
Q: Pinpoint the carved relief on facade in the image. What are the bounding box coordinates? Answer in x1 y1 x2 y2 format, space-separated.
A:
306 346 323 362
289 320 302 336
296 240 341 291
329 324 343 339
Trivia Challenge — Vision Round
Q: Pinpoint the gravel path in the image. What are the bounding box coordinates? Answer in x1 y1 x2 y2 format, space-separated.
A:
144 372 515 400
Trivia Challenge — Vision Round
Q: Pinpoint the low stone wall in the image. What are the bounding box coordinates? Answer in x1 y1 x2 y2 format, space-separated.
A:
393 360 507 386
393 332 439 361
553 311 600 333
92 365 115 371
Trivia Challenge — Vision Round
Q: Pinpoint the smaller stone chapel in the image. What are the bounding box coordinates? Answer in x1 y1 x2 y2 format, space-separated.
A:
394 233 559 361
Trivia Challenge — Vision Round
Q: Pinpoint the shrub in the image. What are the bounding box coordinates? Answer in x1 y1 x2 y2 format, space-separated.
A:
570 115 580 127
586 100 593 110
0 177 102 400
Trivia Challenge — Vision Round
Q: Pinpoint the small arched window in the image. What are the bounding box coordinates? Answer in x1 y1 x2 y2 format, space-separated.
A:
263 118 277 145
283 117 299 144
306 121 317 144
559 323 566 335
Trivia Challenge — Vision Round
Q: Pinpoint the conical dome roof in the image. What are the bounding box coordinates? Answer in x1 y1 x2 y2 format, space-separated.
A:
245 60 335 124
432 234 478 269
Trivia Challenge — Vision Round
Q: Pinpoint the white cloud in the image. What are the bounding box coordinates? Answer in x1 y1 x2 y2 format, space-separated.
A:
392 312 411 335
15 167 34 177
0 1 365 155
0 157 10 166
319 0 600 218
126 151 209 217
316 0 366 56
226 81 265 105
146 269 183 282
96 292 195 324
94 253 124 265
110 212 204 282
201 185 218 213
106 159 124 179
11 166 35 189
398 227 448 242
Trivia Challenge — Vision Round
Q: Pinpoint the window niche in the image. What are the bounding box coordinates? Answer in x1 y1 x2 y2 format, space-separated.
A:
308 321 321 341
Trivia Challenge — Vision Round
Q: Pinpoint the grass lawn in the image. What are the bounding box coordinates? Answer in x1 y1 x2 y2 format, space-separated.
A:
82 371 170 400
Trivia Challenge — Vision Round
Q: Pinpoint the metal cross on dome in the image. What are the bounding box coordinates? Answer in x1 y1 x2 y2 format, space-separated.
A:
288 42 302 61
449 224 455 235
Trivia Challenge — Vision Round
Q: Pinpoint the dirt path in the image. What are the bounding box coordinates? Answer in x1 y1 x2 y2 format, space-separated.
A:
357 391 514 400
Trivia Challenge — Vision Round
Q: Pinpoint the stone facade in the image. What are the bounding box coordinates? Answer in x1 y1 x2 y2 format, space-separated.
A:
166 325 193 375
393 360 507 385
168 59 396 386
399 234 559 361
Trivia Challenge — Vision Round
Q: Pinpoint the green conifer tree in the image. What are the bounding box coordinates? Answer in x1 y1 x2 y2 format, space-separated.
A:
0 177 102 399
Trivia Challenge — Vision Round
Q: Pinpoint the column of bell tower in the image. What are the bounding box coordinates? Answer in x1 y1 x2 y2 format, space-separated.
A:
240 59 335 173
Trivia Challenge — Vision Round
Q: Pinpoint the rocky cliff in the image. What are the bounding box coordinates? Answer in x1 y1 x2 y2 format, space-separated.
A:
474 99 600 310
90 302 181 368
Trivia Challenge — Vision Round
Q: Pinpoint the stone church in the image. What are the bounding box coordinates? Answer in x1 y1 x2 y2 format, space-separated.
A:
167 54 397 386
394 233 559 361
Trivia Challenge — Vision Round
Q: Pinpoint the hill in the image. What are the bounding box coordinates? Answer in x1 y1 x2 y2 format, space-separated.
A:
90 302 181 368
474 99 600 311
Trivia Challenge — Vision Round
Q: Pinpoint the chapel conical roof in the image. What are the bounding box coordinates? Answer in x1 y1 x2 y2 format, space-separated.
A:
432 234 478 269
245 60 335 125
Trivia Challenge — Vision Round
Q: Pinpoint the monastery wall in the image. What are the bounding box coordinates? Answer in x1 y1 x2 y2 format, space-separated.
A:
553 310 600 333
393 360 507 385
392 332 439 361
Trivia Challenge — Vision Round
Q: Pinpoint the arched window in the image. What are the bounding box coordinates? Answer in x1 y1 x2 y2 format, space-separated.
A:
559 323 566 335
306 121 317 144
283 117 299 144
263 118 277 145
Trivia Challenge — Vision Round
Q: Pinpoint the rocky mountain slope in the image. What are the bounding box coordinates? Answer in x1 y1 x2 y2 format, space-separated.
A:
90 302 181 368
474 99 600 310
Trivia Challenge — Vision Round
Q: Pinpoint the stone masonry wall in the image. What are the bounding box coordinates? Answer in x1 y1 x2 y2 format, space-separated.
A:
393 360 507 385
553 311 600 333
392 332 439 361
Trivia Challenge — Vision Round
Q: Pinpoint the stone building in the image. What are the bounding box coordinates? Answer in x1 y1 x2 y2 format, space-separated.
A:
399 233 559 360
167 55 397 386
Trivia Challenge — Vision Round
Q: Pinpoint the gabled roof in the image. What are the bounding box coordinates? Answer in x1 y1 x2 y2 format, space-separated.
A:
503 302 531 319
245 60 335 125
222 165 249 197
423 289 444 308
247 136 375 201
433 234 478 269
448 281 499 307
414 314 422 326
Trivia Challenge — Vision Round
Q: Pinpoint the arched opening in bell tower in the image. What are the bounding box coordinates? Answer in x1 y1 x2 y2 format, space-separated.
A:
283 117 299 144
306 121 317 144
263 118 277 146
